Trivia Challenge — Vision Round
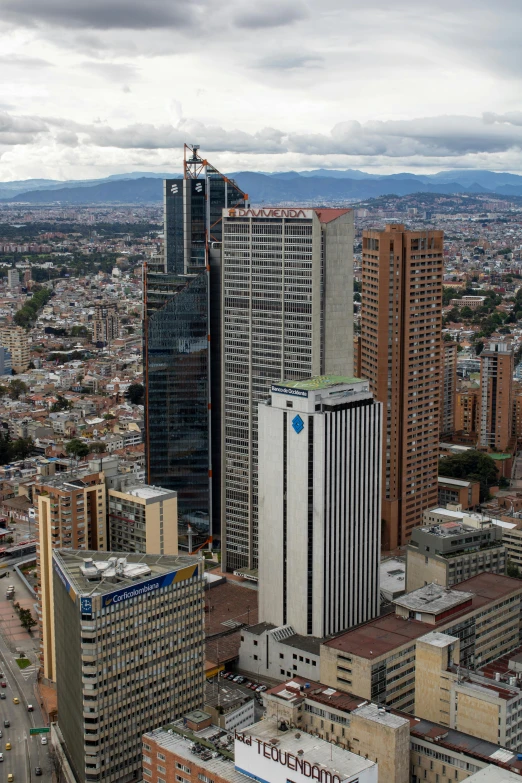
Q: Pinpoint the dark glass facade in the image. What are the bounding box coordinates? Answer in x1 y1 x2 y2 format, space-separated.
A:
145 153 246 543
145 271 210 528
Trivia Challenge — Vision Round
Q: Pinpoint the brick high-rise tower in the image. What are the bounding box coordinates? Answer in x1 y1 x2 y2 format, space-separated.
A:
361 224 444 550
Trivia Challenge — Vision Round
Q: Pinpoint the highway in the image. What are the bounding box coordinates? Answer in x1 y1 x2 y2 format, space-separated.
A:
0 561 51 782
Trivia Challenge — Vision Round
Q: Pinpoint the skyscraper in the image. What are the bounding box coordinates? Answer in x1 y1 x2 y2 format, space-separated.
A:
258 377 382 636
92 302 119 344
479 341 514 453
221 207 354 571
361 224 444 550
144 146 246 546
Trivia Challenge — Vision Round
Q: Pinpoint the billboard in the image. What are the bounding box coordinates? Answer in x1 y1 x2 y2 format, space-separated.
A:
101 563 199 608
53 557 77 603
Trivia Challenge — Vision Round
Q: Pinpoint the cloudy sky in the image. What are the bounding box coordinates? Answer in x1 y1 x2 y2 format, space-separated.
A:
1 0 522 180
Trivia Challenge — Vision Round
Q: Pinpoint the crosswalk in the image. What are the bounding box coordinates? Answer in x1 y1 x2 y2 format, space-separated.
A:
18 663 37 681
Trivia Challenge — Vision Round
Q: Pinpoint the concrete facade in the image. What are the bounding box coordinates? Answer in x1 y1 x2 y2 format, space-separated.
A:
108 484 178 555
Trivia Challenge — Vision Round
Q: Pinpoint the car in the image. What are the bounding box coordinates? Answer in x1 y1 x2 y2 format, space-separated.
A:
0 694 5 700
1 682 6 688
249 683 258 690
12 698 18 705
40 737 47 745
0 752 3 761
35 768 42 776
245 681 253 688
5 742 11 750
0 730 2 737
219 671 229 678
3 720 9 728
256 685 267 692
27 705 33 712
7 774 13 782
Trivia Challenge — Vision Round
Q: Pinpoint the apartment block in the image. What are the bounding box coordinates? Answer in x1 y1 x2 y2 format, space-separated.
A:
406 507 505 592
258 377 381 637
35 466 107 680
108 484 178 555
144 716 377 783
221 207 354 571
92 302 119 344
441 341 457 436
361 224 444 549
320 574 522 714
7 268 19 289
480 342 514 453
0 325 30 372
54 549 205 783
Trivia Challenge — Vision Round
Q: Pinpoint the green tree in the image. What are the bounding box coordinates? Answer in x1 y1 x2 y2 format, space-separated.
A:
11 437 34 460
65 438 90 460
51 395 72 412
126 383 144 405
439 450 499 502
460 306 473 319
8 379 28 400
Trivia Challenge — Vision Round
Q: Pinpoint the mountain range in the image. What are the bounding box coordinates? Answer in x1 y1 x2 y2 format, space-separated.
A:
2 169 522 205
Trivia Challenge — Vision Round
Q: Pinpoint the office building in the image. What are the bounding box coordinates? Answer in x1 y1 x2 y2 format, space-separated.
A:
0 324 30 372
441 341 457 436
406 506 505 592
144 717 377 783
144 145 246 546
108 484 178 555
222 207 354 571
258 376 382 636
438 476 480 509
54 549 204 783
0 346 12 375
92 302 119 344
35 465 107 680
7 268 19 289
320 573 522 714
361 224 444 549
479 342 514 453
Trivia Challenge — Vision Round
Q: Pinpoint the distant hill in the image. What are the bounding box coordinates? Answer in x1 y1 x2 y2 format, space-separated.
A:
3 168 522 205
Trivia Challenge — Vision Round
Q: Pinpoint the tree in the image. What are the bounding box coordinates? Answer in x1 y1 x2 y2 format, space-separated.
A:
103 413 116 420
439 450 499 502
8 379 28 400
65 438 89 460
460 306 473 319
475 341 484 356
11 437 34 460
126 383 144 405
51 395 72 412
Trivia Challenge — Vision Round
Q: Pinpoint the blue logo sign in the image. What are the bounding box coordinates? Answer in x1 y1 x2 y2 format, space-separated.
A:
80 597 92 614
292 414 304 434
101 564 198 608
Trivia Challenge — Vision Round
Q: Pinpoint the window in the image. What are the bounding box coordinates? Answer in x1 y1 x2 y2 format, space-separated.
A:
143 743 151 751
158 766 166 775
143 771 152 779
158 754 166 761
176 763 191 774
253 640 258 646
143 756 152 765
280 653 284 659
199 775 214 783
280 669 285 675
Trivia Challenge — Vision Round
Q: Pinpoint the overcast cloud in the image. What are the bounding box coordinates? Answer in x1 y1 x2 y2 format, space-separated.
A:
1 0 522 179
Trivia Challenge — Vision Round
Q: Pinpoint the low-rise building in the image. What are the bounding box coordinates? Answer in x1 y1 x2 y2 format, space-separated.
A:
108 484 178 555
406 507 505 591
239 622 321 683
438 476 481 510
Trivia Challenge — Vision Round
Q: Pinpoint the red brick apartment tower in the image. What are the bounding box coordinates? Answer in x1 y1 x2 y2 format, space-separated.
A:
361 224 444 550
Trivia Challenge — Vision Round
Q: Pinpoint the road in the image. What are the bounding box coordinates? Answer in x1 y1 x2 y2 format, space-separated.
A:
0 554 51 782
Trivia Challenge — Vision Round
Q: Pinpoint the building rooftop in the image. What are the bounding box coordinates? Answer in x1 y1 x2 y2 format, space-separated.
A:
394 583 474 614
53 548 200 598
324 573 522 659
113 483 176 501
273 376 363 391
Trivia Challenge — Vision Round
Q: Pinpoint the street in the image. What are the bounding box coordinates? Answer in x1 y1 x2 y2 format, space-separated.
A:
0 552 51 782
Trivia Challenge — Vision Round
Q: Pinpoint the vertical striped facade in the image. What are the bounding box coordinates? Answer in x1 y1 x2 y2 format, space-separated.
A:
259 379 382 639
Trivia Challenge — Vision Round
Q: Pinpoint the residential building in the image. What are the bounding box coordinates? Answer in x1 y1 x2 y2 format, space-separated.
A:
361 224 444 549
455 384 480 440
143 716 377 783
258 376 382 637
108 484 178 555
222 207 354 571
479 342 514 453
92 302 119 344
54 549 204 783
0 324 30 372
438 476 481 509
441 341 457 436
35 465 107 680
7 268 19 289
406 507 505 591
144 146 246 546
320 574 522 714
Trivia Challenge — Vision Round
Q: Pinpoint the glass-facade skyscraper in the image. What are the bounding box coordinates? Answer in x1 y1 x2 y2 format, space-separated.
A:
144 146 246 546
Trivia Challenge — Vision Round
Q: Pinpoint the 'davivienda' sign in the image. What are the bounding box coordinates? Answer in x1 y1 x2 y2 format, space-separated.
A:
227 208 313 219
235 731 344 783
